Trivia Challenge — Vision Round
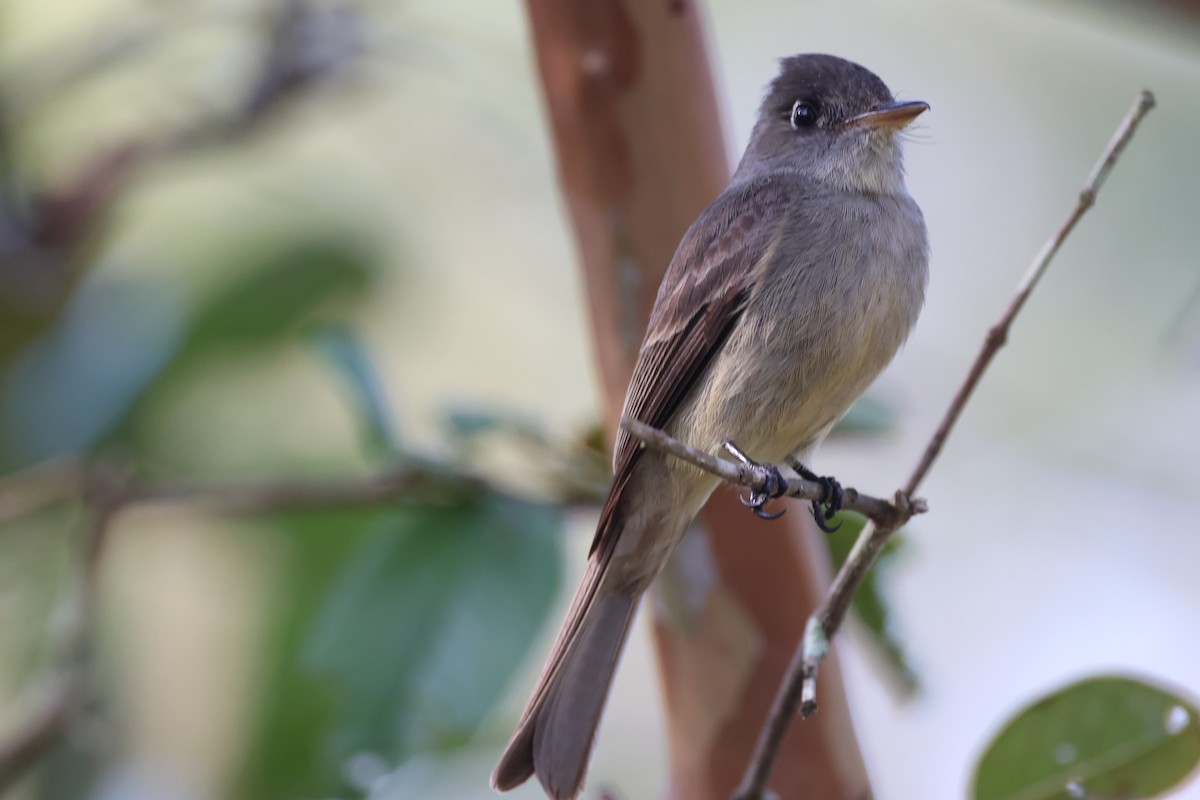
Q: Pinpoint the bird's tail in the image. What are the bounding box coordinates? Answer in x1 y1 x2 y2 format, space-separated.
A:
491 550 638 800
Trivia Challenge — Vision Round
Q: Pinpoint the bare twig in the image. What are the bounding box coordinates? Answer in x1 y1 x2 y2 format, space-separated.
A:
124 463 478 516
902 89 1157 496
730 90 1156 800
0 460 485 533
621 416 924 530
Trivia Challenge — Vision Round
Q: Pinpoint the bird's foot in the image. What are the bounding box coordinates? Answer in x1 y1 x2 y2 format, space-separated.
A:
722 441 788 520
786 457 844 533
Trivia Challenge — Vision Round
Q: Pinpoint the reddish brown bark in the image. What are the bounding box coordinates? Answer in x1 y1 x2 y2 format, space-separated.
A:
523 2 870 798
525 0 730 416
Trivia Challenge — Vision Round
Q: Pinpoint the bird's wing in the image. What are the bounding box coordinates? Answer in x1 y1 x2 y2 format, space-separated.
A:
590 175 792 556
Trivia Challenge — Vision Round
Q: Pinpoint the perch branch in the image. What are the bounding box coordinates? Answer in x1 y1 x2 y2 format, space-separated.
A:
729 89 1156 800
621 416 925 530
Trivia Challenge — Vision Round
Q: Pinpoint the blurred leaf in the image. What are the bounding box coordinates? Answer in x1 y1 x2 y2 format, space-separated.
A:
101 234 376 459
310 324 400 463
824 511 918 696
0 503 78 681
443 404 544 444
39 737 102 800
0 275 185 470
0 234 375 469
306 495 561 756
238 492 563 799
235 507 376 800
973 675 1200 800
829 394 895 438
180 236 371 351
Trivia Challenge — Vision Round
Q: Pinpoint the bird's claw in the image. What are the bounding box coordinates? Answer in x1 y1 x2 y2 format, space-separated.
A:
809 478 844 532
786 457 844 533
723 441 788 520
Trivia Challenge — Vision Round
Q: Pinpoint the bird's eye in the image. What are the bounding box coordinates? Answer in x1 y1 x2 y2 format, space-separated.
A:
790 101 818 130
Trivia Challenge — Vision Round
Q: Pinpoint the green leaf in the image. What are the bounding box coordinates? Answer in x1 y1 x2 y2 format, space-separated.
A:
0 276 186 470
100 233 376 460
442 404 545 444
0 234 376 469
310 324 401 463
824 511 917 696
235 507 376 800
0 503 79 682
973 675 1200 800
237 492 563 799
181 236 372 351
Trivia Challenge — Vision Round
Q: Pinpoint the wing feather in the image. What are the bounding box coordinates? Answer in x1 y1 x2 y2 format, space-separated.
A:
590 175 791 555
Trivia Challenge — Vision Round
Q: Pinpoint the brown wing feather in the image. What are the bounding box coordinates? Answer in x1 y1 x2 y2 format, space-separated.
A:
589 175 792 555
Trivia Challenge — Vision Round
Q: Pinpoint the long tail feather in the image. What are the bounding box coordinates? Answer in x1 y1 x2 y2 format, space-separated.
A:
491 551 637 800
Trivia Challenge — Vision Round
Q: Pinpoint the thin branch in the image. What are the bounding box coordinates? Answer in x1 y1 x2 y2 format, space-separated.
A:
621 416 924 530
125 463 479 516
731 89 1156 800
903 89 1157 496
0 461 483 532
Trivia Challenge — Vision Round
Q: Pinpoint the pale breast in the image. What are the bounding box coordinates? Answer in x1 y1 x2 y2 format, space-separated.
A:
671 186 928 465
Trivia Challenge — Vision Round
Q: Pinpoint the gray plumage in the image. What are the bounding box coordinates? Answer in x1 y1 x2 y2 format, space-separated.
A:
493 53 929 800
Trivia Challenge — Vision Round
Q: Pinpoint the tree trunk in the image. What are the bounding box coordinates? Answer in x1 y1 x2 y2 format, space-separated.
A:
522 2 871 798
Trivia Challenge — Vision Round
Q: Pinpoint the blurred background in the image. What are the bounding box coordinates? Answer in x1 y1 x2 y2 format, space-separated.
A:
1 0 1199 799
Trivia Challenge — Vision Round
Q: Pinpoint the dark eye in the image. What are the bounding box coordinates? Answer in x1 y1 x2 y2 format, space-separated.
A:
790 100 817 129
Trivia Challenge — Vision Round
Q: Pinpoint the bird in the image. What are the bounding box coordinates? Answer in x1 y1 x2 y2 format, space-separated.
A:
492 53 930 800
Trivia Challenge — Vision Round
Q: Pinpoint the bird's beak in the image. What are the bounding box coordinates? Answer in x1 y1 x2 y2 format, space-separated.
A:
845 100 929 130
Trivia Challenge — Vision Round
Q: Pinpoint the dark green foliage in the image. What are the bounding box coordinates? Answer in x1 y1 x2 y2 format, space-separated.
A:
973 675 1200 800
0 277 185 469
182 237 372 351
311 324 402 463
0 234 375 470
236 494 563 799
